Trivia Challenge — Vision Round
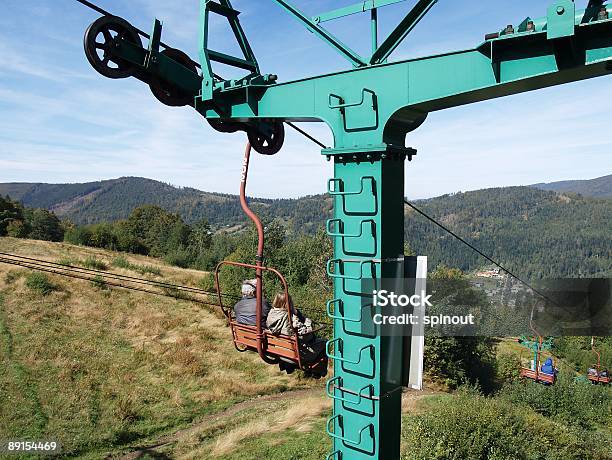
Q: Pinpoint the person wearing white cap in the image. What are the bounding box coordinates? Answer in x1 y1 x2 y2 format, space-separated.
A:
233 278 271 325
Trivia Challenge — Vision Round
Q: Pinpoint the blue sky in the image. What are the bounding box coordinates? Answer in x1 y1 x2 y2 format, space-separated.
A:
1 0 611 199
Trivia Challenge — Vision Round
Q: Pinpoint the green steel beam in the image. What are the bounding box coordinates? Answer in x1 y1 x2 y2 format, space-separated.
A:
313 0 409 24
326 154 406 459
111 3 612 150
271 0 368 67
370 0 439 64
208 49 258 71
195 16 612 150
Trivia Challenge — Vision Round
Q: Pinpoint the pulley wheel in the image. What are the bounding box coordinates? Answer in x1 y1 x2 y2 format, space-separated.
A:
84 16 142 79
208 119 243 133
149 48 197 107
247 122 285 155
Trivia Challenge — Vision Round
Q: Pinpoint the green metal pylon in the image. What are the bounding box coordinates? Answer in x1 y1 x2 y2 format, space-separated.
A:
325 151 407 459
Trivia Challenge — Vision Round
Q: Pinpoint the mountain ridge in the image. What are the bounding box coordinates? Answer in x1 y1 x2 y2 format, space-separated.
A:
1 176 610 277
1 173 609 227
531 173 612 198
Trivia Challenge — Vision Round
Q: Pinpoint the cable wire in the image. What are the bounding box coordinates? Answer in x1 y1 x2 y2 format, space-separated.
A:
403 199 557 305
0 256 222 309
0 253 332 327
0 252 236 299
286 122 328 149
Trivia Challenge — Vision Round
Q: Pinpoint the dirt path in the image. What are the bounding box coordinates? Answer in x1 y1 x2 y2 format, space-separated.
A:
109 388 322 460
111 385 446 459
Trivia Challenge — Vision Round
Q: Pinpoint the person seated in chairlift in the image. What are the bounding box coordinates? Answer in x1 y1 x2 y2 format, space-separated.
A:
588 367 598 376
233 279 271 326
266 292 328 377
601 368 609 378
540 357 557 376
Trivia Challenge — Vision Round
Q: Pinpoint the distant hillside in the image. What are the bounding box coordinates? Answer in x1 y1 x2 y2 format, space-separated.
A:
1 177 610 277
0 177 331 234
531 174 612 198
407 187 611 278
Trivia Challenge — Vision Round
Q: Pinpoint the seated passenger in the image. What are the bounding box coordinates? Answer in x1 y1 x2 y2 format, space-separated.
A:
588 367 598 376
540 357 556 376
266 292 328 377
233 279 271 326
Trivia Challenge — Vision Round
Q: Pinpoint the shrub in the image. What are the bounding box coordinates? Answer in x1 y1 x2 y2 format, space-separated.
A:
111 256 130 269
164 249 192 268
82 257 107 271
401 389 611 460
6 220 29 238
198 273 216 292
132 264 161 276
424 336 496 391
5 270 23 284
25 272 56 296
90 274 108 290
495 352 521 385
24 208 64 241
499 374 611 430
112 256 161 276
57 257 77 267
64 226 93 246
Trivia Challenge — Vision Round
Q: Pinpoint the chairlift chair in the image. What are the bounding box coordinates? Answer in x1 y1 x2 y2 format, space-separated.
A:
214 143 326 374
587 337 610 385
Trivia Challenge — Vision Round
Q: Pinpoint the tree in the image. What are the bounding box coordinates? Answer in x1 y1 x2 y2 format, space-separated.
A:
189 219 212 255
0 195 24 236
24 208 64 242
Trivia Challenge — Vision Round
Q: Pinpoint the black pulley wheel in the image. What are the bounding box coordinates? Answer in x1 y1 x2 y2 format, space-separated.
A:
84 16 142 79
248 122 285 155
208 119 243 133
149 48 197 107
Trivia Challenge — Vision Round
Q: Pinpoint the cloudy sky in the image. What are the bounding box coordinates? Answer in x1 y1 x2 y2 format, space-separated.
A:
1 0 611 199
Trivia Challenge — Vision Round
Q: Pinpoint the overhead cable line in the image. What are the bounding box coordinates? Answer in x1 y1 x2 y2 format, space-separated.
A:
403 199 557 305
0 256 221 308
0 252 235 299
0 253 332 327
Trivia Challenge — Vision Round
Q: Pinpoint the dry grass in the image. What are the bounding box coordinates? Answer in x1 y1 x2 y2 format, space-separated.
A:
0 237 317 458
174 395 330 459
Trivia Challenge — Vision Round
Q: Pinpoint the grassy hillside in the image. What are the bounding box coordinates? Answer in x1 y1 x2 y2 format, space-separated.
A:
0 238 610 459
532 173 612 198
0 238 323 458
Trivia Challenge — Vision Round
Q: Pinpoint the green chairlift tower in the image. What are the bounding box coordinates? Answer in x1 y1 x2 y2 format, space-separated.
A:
81 0 612 457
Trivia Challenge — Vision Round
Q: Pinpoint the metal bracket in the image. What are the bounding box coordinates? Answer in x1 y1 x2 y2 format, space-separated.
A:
326 298 363 323
326 376 376 404
326 258 378 280
326 338 374 365
326 415 374 446
328 176 375 196
199 0 261 102
547 0 576 39
329 88 378 131
145 18 163 68
326 219 375 239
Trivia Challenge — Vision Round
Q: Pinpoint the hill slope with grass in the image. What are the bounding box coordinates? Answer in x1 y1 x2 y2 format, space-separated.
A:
0 237 324 458
0 238 610 459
